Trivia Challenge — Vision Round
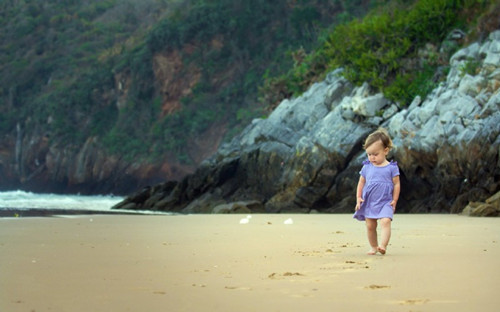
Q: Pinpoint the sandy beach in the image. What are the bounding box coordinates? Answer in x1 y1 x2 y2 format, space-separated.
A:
1 214 499 312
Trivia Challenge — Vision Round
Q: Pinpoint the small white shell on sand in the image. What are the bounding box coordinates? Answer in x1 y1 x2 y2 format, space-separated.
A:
284 218 293 225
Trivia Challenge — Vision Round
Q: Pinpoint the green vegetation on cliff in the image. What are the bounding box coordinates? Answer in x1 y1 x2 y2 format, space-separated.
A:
262 0 497 107
107 0 377 161
0 0 375 164
0 0 497 167
0 0 172 142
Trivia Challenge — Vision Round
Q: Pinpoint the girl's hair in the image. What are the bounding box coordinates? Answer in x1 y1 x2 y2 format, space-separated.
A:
364 128 393 150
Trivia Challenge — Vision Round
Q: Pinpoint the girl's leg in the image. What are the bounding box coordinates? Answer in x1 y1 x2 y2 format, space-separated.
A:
365 218 378 254
377 217 392 254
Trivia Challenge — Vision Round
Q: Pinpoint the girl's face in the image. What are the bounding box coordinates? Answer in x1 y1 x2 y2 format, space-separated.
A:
365 140 389 166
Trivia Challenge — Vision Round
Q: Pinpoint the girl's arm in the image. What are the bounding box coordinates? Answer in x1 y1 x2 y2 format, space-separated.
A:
355 176 366 211
391 175 400 211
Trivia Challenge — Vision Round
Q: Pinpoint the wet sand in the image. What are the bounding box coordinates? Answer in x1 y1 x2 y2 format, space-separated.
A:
1 214 499 311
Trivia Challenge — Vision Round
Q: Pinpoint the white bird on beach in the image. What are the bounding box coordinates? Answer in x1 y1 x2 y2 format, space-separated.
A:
284 218 293 225
239 216 251 224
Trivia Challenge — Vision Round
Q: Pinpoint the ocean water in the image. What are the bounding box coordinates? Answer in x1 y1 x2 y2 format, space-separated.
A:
0 190 166 217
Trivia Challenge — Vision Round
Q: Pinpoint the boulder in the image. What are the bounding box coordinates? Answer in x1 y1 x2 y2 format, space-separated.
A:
462 191 500 217
463 202 498 217
485 190 500 210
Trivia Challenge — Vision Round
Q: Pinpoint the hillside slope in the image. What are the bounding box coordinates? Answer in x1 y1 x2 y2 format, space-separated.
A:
0 0 374 194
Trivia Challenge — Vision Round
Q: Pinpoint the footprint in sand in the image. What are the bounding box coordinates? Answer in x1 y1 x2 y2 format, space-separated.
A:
319 260 370 271
399 299 430 305
268 272 305 279
365 284 391 290
343 260 370 270
225 286 252 291
191 283 207 287
294 250 323 257
294 248 340 257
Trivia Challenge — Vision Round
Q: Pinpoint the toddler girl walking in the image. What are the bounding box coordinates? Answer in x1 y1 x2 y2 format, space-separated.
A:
353 128 400 255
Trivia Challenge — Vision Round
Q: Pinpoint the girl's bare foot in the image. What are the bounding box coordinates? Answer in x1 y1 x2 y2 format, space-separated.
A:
367 249 377 255
377 246 386 255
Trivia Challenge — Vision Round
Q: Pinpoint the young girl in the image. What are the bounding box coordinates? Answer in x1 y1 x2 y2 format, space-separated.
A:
353 128 400 255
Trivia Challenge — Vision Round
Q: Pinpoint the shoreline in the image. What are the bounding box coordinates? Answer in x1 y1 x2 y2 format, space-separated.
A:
0 208 473 218
0 208 144 218
0 208 172 218
1 214 499 311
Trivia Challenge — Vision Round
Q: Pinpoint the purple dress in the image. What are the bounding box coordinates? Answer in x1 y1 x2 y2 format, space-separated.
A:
353 160 400 221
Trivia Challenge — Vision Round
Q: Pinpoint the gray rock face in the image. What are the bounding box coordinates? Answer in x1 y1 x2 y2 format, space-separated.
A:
114 31 500 214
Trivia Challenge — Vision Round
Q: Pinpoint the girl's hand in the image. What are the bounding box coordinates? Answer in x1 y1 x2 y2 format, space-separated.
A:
355 197 364 211
390 200 397 212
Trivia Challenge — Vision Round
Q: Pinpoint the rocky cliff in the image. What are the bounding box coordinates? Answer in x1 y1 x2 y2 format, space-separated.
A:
2 0 361 195
114 30 500 214
0 39 223 195
0 132 189 195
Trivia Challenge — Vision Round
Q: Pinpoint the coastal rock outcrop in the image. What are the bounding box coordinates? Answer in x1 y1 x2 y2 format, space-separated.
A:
114 30 500 214
0 133 190 195
462 190 500 217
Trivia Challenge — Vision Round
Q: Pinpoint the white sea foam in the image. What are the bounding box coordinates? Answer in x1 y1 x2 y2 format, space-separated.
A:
0 190 175 216
0 190 123 211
